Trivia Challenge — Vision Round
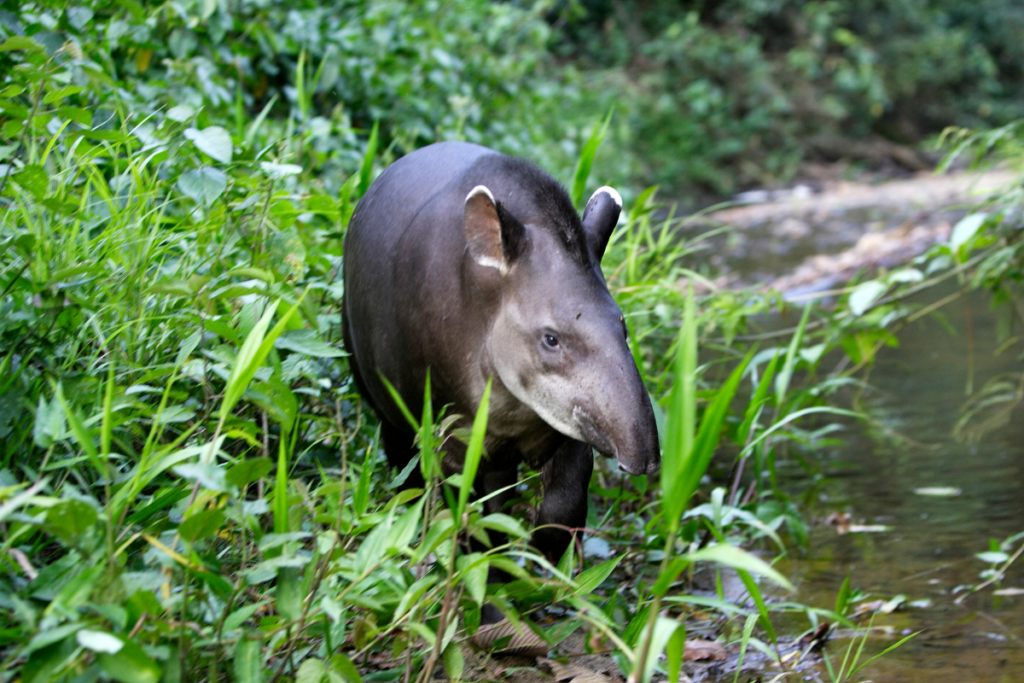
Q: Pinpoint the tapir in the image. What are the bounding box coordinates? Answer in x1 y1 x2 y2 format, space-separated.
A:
341 141 660 564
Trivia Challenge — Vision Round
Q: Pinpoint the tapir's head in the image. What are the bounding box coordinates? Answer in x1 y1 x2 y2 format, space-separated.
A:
463 181 660 475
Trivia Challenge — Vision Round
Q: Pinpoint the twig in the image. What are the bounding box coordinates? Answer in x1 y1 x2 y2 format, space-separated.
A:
955 542 1024 604
7 548 37 580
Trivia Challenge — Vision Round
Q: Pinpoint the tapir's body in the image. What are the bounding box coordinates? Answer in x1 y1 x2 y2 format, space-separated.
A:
342 142 659 561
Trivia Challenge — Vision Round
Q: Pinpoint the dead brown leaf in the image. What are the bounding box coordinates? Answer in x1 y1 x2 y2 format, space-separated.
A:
538 658 614 683
683 638 726 661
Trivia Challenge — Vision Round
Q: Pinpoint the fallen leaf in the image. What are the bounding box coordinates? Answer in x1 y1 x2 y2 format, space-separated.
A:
539 658 614 683
683 639 726 661
913 487 961 497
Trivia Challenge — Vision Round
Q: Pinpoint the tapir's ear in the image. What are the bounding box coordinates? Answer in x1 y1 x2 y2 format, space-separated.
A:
464 185 525 272
581 186 622 262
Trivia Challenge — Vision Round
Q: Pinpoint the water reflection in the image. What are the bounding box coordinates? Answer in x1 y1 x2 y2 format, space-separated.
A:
781 289 1024 681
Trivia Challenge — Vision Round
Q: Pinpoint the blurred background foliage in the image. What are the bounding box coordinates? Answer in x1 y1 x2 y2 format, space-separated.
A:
4 0 1023 201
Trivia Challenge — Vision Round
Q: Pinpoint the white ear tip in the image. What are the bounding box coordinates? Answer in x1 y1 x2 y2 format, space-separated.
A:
466 185 495 204
592 186 622 209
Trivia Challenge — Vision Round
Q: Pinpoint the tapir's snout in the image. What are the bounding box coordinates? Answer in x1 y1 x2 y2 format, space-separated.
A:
572 363 661 477
613 402 660 476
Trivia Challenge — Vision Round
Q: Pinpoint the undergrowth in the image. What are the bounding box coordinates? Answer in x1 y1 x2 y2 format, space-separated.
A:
0 12 936 683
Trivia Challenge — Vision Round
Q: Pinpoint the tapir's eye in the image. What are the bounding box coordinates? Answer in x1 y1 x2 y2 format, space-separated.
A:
543 333 560 349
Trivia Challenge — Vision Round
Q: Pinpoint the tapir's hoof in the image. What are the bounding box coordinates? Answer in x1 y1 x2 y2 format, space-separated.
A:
469 618 548 657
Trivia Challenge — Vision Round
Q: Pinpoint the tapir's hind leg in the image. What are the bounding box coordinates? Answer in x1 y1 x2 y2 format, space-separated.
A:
534 440 594 564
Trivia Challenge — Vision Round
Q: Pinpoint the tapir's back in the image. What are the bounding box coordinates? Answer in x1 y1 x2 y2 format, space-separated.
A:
342 142 499 425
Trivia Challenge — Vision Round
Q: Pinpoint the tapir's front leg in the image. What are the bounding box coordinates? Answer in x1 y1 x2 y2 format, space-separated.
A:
533 440 594 563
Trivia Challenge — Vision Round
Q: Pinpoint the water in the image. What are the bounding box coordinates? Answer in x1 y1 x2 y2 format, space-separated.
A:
778 289 1024 681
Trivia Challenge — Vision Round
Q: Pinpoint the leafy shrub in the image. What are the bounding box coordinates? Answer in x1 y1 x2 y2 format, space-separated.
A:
559 0 1024 196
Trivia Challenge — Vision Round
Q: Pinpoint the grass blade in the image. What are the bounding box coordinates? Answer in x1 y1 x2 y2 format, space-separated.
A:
456 378 492 521
676 348 754 506
570 110 613 208
774 304 811 407
661 285 697 528
220 293 306 422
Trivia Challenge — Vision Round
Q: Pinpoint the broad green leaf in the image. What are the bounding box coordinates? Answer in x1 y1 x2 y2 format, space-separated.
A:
275 329 346 357
258 532 311 552
247 376 298 430
0 36 43 51
66 7 94 30
45 499 98 542
848 280 888 317
950 212 987 254
12 165 48 198
328 653 364 683
479 513 530 539
23 641 72 683
177 168 227 206
386 496 425 552
234 637 263 683
97 637 162 683
443 640 464 682
226 457 273 488
23 623 84 657
33 395 66 448
688 544 793 591
276 567 302 622
167 105 195 122
295 657 326 683
354 513 393 574
395 575 440 620
43 85 86 105
623 605 650 648
889 268 924 283
224 604 265 632
178 508 226 542
185 126 233 164
457 553 488 604
173 463 229 492
976 551 1010 564
573 555 624 596
260 162 303 179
